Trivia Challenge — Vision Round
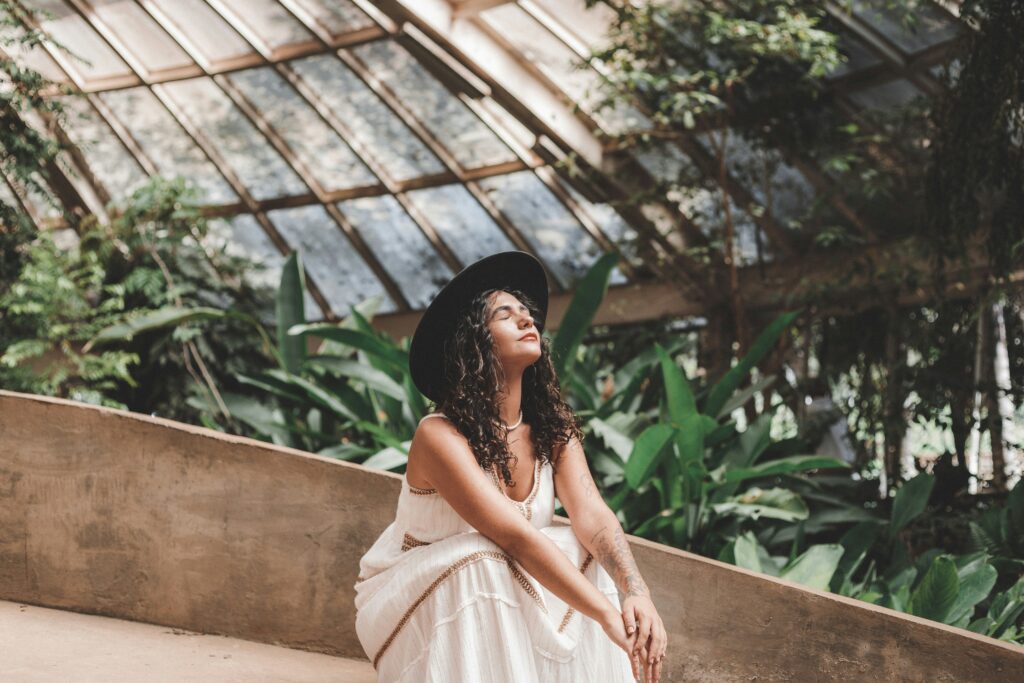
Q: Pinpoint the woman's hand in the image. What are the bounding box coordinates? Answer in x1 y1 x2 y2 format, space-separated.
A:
622 594 667 682
599 607 642 681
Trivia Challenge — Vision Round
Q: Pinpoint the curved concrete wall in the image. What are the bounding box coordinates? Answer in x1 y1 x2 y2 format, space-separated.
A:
0 390 1020 680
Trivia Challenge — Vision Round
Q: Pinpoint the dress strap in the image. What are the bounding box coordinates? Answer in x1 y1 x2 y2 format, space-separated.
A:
419 412 447 422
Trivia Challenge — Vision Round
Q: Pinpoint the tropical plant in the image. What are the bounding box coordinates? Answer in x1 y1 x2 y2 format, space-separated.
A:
1 4 71 289
8 177 278 420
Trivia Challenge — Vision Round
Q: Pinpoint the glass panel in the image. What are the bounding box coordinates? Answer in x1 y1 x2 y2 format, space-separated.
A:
696 131 816 228
847 78 925 111
148 0 254 66
554 178 637 280
635 145 695 185
227 67 376 192
204 214 319 320
531 0 617 51
87 0 192 74
161 77 306 201
290 54 444 182
337 195 453 309
24 172 62 220
60 95 148 199
351 40 517 169
479 4 644 134
289 0 376 37
215 0 313 51
679 186 774 266
23 0 132 84
826 32 884 79
0 179 19 209
2 22 69 83
99 87 236 204
405 184 517 267
268 204 396 316
851 1 959 56
477 171 605 289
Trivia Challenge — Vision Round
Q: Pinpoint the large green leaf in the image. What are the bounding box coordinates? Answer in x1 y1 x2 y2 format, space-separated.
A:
218 392 291 442
362 446 409 471
712 487 809 522
85 306 228 350
317 442 375 461
831 521 882 591
588 416 635 464
551 251 620 378
780 544 845 591
264 369 360 421
289 323 408 371
237 372 308 404
736 411 773 467
704 309 800 417
356 420 408 451
907 555 959 622
986 575 1024 638
655 343 706 503
889 472 936 539
305 356 406 400
624 424 676 489
714 375 777 420
734 531 763 573
724 455 849 484
277 251 307 374
656 342 697 419
946 562 998 625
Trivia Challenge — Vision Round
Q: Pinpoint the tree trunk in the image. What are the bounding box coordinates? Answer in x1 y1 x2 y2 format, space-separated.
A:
987 302 1011 491
882 307 906 494
969 298 988 492
698 307 733 389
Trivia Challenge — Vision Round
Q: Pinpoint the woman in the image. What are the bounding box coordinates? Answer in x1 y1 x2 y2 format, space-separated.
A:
354 251 667 682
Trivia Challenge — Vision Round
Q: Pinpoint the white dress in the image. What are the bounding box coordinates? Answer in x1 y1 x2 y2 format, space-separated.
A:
354 413 636 682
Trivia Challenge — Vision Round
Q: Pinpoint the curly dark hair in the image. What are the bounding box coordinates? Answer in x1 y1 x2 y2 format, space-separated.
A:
434 287 584 488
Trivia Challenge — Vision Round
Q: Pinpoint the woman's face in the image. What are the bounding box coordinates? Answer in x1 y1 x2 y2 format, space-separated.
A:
485 290 542 369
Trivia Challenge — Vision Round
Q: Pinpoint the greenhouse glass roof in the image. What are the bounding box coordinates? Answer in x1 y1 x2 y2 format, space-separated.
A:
2 0 965 324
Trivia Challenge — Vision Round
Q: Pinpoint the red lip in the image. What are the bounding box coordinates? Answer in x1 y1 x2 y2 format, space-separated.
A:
518 333 538 342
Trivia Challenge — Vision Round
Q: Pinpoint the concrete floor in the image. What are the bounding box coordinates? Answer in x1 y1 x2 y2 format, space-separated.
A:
0 600 375 682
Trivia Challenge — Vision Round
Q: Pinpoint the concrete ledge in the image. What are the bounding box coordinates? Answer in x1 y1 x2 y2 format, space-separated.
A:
1 390 1021 681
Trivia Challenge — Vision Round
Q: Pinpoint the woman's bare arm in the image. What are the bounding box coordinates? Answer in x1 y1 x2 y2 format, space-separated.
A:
555 435 669 683
553 436 650 598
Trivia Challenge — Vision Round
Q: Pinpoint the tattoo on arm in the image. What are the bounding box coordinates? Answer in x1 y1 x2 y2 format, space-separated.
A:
589 523 650 598
578 471 596 499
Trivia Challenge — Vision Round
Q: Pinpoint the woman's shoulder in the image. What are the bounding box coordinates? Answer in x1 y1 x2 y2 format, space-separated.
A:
412 412 464 456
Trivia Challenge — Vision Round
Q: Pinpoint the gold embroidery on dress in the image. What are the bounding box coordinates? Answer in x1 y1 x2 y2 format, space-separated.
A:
490 458 542 521
372 549 547 668
557 553 595 633
408 483 437 496
401 532 432 552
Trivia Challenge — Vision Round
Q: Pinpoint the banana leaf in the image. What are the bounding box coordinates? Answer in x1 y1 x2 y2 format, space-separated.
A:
552 251 620 378
907 555 959 622
305 355 406 400
713 487 810 522
277 251 307 374
624 423 676 489
888 472 935 540
780 544 844 591
723 455 849 484
289 323 408 371
704 309 800 418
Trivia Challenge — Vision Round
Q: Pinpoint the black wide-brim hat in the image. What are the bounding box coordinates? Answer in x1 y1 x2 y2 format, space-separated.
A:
409 250 549 403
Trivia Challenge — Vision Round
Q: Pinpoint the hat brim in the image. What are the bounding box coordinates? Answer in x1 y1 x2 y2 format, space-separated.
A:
409 251 549 403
